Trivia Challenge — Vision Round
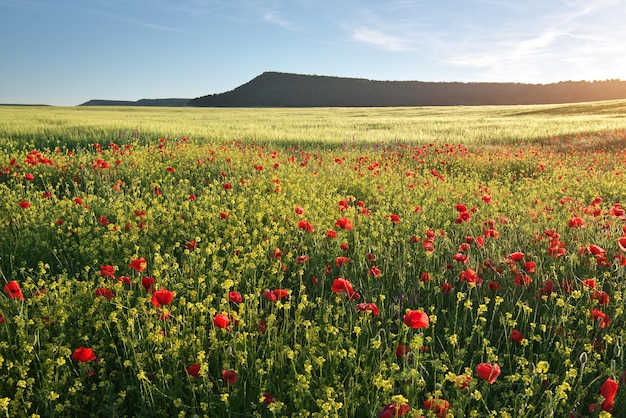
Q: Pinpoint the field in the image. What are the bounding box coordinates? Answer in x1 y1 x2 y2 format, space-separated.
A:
1 102 626 417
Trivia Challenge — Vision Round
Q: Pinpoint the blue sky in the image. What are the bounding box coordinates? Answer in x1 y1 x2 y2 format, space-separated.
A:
1 0 625 106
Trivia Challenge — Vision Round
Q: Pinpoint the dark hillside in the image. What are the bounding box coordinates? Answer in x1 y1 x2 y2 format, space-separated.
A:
189 72 626 107
80 98 189 107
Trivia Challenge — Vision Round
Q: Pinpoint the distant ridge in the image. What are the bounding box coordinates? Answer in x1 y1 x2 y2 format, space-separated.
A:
189 72 626 107
80 98 189 107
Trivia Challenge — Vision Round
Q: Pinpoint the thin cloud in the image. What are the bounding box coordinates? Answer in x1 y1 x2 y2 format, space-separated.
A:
262 10 295 29
86 8 183 32
351 27 410 51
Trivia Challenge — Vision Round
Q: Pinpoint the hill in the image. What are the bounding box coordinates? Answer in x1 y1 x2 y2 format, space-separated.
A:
80 98 189 107
189 72 626 107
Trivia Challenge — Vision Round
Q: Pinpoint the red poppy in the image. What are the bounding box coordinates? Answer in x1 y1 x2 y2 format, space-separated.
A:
514 273 532 287
509 252 524 262
185 240 198 250
263 289 278 302
335 217 354 231
18 201 30 209
591 308 610 328
186 363 201 377
296 255 310 263
453 253 468 263
24 173 34 181
369 265 381 278
0 313 4 324
336 256 350 266
423 398 450 418
511 329 524 343
600 378 618 412
356 303 380 316
441 282 453 293
618 236 626 253
454 374 471 389
330 278 355 297
72 347 97 362
95 287 115 299
151 289 174 307
257 319 267 333
403 310 429 328
213 313 231 329
3 281 24 300
592 291 610 305
395 344 411 358
326 230 338 238
476 363 501 384
389 214 401 224
297 220 315 233
262 392 276 404
100 265 116 278
274 289 290 300
141 277 155 292
338 199 349 211
460 268 480 285
221 369 238 385
228 291 243 304
582 278 596 289
568 217 586 228
294 206 304 215
129 257 147 272
523 261 536 273
488 281 501 292
377 403 409 418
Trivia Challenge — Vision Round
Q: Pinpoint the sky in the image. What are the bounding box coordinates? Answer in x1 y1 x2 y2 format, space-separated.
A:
1 0 625 106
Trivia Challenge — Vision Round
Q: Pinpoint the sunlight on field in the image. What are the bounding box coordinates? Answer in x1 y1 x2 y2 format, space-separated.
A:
1 103 626 416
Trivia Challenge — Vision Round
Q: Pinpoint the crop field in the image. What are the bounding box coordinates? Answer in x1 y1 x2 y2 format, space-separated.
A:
1 102 626 417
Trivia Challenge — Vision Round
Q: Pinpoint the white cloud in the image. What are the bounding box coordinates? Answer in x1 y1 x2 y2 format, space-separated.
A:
262 10 295 29
351 27 410 51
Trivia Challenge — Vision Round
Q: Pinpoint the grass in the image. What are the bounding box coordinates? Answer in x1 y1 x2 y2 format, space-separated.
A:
0 102 626 417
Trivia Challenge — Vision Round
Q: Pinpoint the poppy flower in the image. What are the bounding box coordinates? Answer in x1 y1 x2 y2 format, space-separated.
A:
600 377 618 412
186 363 201 377
454 374 471 389
377 403 409 418
592 291 610 305
336 256 350 266
294 206 304 215
213 313 230 329
356 303 380 316
18 201 30 209
72 347 97 362
151 289 174 307
441 282 453 293
263 289 278 302
511 329 524 343
335 217 354 231
460 268 480 285
297 220 315 233
4 281 24 300
94 287 115 300
476 363 501 384
228 291 243 304
618 237 626 253
369 265 381 278
262 392 276 404
326 230 337 238
141 277 155 292
129 257 147 272
100 265 116 278
568 217 586 228
591 308 610 328
24 173 34 181
423 398 450 418
403 310 429 328
509 252 524 262
395 344 411 358
185 240 198 250
221 369 238 385
389 214 401 224
330 278 355 297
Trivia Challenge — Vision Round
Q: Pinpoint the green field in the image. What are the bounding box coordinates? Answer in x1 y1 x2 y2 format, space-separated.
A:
1 103 626 417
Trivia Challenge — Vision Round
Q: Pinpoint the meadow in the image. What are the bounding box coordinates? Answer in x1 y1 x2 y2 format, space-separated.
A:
1 102 626 417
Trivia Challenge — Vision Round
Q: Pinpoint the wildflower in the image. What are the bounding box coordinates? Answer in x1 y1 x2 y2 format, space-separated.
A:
185 240 198 250
369 265 381 277
377 402 409 418
213 313 231 329
72 347 97 362
263 289 278 302
509 252 525 262
592 291 610 305
151 289 174 307
228 291 243 304
100 265 115 278
221 369 238 385
591 308 610 328
335 217 354 230
599 378 618 413
423 398 450 417
476 363 501 384
460 268 480 285
326 230 338 238
330 278 355 297
336 256 350 266
511 329 524 343
297 220 315 232
129 257 147 272
186 363 201 377
294 206 304 215
403 310 429 328
4 281 24 300
395 344 411 359
94 287 115 300
273 289 290 300
141 277 155 292
568 217 586 228
389 214 401 224
356 303 380 316
618 237 626 253
18 201 30 209
262 392 276 404
441 282 453 293
24 173 34 181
